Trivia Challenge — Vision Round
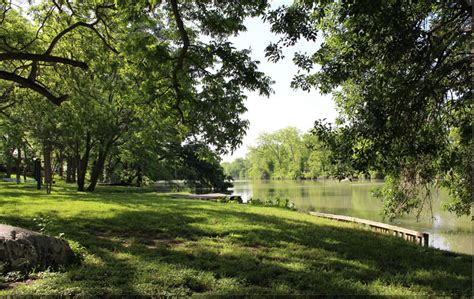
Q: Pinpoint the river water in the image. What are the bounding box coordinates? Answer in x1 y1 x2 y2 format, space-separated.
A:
231 180 472 255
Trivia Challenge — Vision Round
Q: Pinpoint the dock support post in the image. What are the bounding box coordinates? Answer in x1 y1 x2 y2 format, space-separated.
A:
422 233 429 247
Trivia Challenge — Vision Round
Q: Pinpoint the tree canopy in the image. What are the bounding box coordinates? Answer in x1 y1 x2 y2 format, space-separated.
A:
266 0 472 218
223 127 353 181
0 0 272 192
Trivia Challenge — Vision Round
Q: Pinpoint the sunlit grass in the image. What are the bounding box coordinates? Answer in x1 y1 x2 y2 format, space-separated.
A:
0 182 471 296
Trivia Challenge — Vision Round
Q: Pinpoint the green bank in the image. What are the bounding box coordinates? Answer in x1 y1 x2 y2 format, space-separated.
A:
0 183 471 296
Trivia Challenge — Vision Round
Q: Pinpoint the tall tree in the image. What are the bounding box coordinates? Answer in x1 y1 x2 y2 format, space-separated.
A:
266 1 472 217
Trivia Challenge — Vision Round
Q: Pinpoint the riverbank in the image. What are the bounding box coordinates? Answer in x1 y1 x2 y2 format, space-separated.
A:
231 180 472 254
0 183 471 296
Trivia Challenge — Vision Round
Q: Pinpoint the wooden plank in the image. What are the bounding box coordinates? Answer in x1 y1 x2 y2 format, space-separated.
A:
308 211 427 239
169 193 242 203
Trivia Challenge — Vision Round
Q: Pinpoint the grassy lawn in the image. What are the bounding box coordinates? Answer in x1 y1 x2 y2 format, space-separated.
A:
0 183 471 296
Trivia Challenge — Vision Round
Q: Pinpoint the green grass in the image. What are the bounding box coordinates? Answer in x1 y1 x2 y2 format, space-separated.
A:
0 182 471 296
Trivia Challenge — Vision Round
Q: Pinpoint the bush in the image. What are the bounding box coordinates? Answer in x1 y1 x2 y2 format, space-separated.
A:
248 197 296 210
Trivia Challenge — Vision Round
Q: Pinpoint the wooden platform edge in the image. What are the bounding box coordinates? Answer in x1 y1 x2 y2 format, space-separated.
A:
309 211 429 247
169 193 243 203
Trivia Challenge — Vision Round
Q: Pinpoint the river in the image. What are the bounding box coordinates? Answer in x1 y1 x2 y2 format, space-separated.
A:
230 180 472 255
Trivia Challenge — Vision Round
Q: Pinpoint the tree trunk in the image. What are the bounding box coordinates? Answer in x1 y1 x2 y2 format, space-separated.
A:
22 146 28 182
76 132 91 192
136 167 143 187
103 156 119 184
87 139 113 192
76 156 86 191
43 144 53 194
86 151 107 192
5 164 11 178
16 148 21 184
65 156 77 183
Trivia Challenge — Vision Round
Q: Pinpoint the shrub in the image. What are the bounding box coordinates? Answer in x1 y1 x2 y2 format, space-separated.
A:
248 197 296 210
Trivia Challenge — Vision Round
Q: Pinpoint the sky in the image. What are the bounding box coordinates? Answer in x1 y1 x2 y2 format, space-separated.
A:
221 2 337 162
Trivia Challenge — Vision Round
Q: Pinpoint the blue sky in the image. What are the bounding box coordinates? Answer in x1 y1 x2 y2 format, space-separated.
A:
221 2 337 162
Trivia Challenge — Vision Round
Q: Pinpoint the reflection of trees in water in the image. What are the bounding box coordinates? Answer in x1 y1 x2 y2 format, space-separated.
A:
299 186 309 198
431 232 473 255
232 180 472 255
350 187 383 220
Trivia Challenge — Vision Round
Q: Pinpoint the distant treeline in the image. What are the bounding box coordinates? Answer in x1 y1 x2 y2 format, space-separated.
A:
222 127 384 180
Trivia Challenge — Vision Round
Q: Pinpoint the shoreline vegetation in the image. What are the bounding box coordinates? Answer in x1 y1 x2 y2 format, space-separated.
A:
0 182 471 296
221 127 384 182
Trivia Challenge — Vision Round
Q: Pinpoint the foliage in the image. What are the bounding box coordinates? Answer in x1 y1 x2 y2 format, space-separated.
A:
266 1 472 217
0 183 471 296
221 158 249 179
0 0 273 193
0 1 117 104
248 197 296 210
175 143 232 192
223 127 347 180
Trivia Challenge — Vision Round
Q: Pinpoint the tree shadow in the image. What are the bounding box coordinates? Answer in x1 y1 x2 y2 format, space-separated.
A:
0 198 471 295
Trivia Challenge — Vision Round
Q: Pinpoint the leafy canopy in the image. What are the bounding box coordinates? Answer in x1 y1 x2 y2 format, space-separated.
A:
266 0 472 218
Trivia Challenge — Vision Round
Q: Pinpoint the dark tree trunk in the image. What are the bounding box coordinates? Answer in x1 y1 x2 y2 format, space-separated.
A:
87 139 113 192
5 164 11 178
136 167 143 187
65 156 77 183
103 156 120 184
43 143 53 194
76 157 87 191
86 150 107 192
126 173 134 186
15 148 21 184
22 146 28 182
76 132 91 192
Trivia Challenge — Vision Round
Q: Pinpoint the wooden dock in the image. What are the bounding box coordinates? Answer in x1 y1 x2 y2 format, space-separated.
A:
169 193 243 203
309 211 429 247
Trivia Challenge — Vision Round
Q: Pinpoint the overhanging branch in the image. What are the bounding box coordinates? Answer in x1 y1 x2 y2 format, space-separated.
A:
0 71 67 105
170 0 190 124
0 52 88 69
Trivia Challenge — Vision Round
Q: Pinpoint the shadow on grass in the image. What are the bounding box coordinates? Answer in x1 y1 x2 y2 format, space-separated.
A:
0 194 472 296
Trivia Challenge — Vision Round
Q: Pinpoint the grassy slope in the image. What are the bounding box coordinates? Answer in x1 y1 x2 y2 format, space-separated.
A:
0 183 471 296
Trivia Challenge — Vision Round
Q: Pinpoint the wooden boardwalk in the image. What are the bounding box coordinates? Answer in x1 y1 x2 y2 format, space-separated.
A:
169 193 243 203
309 211 429 247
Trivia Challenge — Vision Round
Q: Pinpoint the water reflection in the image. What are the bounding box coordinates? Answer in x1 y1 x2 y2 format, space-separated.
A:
231 180 473 255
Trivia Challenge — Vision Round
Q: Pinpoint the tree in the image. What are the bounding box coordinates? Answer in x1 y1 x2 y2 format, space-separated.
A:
266 1 472 217
175 143 232 192
0 0 274 193
301 132 331 179
0 1 117 105
222 158 249 179
116 0 273 154
243 127 330 180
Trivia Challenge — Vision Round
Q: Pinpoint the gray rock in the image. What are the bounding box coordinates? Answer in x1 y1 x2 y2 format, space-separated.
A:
0 224 75 273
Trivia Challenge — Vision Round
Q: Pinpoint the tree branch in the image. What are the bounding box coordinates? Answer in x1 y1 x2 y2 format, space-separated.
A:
170 0 190 124
44 4 118 56
0 71 67 105
0 3 116 105
44 20 99 56
0 52 88 69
